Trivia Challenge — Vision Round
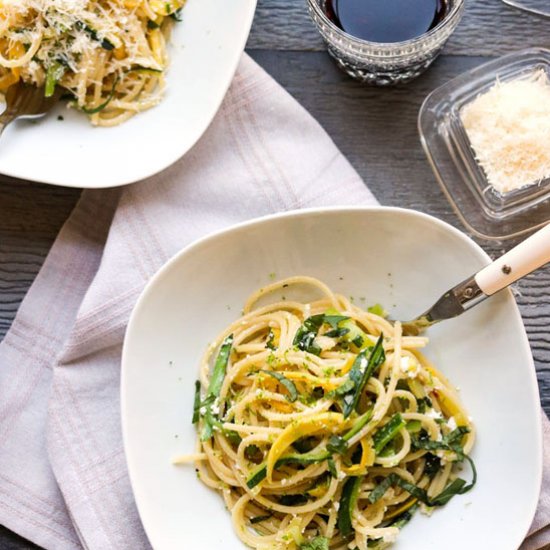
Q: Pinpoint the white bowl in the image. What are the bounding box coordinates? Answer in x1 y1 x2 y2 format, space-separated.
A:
121 207 542 550
0 0 256 188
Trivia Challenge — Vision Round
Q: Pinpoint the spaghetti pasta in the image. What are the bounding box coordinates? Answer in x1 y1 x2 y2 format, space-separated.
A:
181 276 476 549
0 0 185 125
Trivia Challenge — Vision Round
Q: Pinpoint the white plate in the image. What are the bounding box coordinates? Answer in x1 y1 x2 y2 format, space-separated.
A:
0 0 256 188
121 207 542 550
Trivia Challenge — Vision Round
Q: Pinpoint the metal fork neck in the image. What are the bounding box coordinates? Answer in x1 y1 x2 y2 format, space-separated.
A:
452 276 485 311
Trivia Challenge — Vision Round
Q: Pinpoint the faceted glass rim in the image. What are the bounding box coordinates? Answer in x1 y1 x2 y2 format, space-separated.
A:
306 0 465 51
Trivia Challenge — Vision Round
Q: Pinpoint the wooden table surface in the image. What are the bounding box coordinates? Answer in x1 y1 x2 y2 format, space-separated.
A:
1 1 549 548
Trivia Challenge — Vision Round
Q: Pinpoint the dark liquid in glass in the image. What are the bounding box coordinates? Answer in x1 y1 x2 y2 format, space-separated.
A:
324 0 448 43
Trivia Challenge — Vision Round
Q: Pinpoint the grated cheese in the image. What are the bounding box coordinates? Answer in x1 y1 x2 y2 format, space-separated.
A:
460 69 550 194
400 355 420 378
425 408 443 421
1 0 130 82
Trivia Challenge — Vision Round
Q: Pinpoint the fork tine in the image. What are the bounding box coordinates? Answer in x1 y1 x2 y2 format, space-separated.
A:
16 88 32 112
1 81 62 138
22 86 41 112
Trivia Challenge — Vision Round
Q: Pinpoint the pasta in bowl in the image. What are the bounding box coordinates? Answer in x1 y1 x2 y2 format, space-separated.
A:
0 0 185 126
177 276 476 550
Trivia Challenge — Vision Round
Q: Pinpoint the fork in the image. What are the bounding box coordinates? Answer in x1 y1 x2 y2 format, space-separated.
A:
402 222 550 335
0 81 62 138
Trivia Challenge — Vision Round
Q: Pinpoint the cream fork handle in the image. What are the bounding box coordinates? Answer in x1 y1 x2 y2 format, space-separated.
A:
475 223 550 296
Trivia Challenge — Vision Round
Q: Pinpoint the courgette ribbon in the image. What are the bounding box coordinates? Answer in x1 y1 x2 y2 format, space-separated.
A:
193 335 233 441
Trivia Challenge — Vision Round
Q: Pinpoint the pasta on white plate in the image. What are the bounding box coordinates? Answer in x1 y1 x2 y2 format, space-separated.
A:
0 0 185 126
176 276 476 550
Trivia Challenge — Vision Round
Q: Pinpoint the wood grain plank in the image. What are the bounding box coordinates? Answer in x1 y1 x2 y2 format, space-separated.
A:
247 0 550 56
0 526 39 550
0 177 80 337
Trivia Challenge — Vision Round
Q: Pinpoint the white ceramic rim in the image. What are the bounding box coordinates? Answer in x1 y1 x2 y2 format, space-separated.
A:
121 205 543 548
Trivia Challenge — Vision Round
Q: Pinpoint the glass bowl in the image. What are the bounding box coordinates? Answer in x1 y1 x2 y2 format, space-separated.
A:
419 48 550 241
501 0 550 17
306 0 465 85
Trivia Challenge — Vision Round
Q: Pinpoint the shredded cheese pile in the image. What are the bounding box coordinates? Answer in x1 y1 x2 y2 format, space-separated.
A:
461 69 550 194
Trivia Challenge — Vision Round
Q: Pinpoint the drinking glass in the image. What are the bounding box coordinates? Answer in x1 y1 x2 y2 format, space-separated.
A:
306 0 465 85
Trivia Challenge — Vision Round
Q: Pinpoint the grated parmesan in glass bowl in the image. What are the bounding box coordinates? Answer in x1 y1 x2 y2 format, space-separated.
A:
418 48 550 241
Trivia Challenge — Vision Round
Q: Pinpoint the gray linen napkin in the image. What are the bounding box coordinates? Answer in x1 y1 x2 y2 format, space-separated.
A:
0 53 547 550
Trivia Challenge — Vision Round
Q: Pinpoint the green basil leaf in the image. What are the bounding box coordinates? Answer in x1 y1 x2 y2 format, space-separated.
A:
416 396 432 413
327 435 347 455
368 474 429 505
324 327 350 338
412 426 470 455
429 478 467 506
343 335 385 418
352 334 364 348
331 378 355 397
192 380 201 424
293 314 325 355
323 314 350 329
424 453 442 478
368 454 477 508
224 430 242 446
250 515 271 524
373 413 405 454
262 370 298 402
445 426 470 446
170 7 184 20
327 457 337 478
266 329 276 350
279 494 309 506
